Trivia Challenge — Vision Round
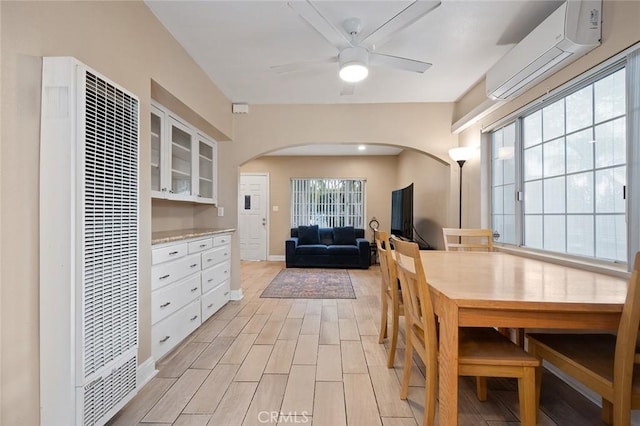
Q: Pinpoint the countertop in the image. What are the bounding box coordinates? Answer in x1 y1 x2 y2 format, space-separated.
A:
152 227 236 245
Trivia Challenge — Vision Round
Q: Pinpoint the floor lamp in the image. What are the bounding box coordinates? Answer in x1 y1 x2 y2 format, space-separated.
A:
449 147 473 229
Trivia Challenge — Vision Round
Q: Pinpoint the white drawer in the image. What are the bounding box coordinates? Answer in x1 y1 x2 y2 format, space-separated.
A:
201 280 230 322
188 238 213 254
152 299 201 360
152 242 188 265
213 234 231 246
201 261 230 293
202 245 230 269
151 253 201 291
151 274 201 324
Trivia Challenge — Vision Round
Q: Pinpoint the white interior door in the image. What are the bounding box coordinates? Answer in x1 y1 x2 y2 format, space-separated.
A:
239 173 268 260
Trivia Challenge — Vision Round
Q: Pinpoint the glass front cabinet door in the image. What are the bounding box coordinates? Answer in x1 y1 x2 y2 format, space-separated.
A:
151 103 217 204
168 116 195 201
196 133 217 204
150 105 165 197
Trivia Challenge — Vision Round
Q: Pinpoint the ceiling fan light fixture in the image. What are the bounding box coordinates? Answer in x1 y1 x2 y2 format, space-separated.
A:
339 46 369 83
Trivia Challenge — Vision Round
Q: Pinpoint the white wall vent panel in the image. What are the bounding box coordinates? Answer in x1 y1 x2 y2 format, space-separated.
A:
40 57 139 426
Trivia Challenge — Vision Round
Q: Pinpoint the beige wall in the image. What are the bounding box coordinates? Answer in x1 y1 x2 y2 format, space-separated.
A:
455 0 640 229
241 155 400 255
397 150 451 249
1 2 232 424
230 103 462 249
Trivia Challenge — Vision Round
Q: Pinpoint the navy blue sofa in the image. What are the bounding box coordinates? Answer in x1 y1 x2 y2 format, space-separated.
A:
285 225 370 269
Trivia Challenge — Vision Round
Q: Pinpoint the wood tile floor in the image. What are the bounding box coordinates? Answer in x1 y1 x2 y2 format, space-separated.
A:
109 261 639 426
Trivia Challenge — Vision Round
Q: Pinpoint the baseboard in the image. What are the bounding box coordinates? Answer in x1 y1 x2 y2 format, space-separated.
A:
268 255 285 261
137 356 157 390
544 361 600 406
229 289 244 301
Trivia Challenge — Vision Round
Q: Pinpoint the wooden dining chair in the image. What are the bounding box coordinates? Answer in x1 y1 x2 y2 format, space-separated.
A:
442 227 494 251
375 230 404 368
527 252 640 425
391 235 540 426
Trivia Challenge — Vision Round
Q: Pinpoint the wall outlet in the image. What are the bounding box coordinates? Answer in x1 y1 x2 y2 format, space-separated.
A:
217 206 224 217
272 205 279 212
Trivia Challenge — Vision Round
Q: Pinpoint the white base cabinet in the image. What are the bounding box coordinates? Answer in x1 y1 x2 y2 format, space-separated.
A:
151 232 232 360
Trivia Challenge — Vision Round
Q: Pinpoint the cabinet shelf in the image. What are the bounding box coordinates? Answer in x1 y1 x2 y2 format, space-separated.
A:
199 177 213 183
172 168 190 178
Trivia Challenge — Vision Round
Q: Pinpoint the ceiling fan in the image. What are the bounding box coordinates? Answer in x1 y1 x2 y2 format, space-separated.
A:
272 0 442 95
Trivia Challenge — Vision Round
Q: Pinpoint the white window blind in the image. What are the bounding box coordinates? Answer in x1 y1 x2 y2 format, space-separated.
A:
291 178 365 228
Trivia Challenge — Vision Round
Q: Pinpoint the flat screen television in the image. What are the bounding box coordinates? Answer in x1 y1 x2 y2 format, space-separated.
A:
391 183 413 241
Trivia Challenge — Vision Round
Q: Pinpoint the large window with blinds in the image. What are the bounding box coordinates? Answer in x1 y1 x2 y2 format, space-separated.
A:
490 62 634 265
291 178 365 228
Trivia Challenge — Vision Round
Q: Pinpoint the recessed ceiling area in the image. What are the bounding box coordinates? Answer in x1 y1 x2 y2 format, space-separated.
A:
264 144 403 156
145 0 564 105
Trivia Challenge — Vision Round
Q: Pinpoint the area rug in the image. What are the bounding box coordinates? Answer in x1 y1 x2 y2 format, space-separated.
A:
260 268 356 299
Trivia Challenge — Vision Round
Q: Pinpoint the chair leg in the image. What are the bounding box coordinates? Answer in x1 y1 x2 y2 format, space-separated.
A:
424 353 438 426
528 340 543 416
475 377 488 401
518 367 537 426
400 332 413 400
602 399 613 425
378 295 388 343
387 302 399 368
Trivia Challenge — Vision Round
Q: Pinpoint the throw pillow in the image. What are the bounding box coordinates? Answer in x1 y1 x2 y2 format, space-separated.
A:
298 225 320 245
333 226 357 245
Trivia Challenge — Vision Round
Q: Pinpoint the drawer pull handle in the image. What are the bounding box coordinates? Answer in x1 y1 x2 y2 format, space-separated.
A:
207 303 214 308
199 244 206 248
190 315 199 321
160 302 171 308
224 292 229 296
160 336 170 343
224 252 228 256
190 263 198 268
208 278 214 283
190 287 199 292
159 274 170 280
207 259 212 262
169 251 179 255
224 270 228 274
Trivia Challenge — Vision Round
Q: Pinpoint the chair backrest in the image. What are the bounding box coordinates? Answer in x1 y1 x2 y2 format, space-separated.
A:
375 231 398 300
391 236 438 367
613 252 640 399
442 228 494 251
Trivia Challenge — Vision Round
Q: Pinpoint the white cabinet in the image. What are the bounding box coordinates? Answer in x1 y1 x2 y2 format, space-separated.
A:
151 102 217 204
151 232 232 360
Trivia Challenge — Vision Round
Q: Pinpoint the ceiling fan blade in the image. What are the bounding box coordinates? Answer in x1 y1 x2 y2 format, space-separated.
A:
340 82 356 96
288 1 352 50
358 0 441 50
369 52 432 73
270 56 337 74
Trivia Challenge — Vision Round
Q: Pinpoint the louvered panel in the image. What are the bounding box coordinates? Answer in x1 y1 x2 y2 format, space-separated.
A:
82 70 139 379
82 354 137 426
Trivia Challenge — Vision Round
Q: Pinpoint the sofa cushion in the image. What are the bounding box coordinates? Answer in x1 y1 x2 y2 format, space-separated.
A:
333 226 357 245
296 244 328 255
327 244 360 255
298 225 319 245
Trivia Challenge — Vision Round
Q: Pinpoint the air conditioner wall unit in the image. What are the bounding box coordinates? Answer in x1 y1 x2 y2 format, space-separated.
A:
486 0 602 101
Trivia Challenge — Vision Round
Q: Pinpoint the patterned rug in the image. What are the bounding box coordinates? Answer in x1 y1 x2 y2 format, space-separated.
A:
260 268 356 299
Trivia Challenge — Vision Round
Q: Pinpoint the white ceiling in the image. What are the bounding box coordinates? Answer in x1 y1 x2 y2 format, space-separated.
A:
146 0 564 105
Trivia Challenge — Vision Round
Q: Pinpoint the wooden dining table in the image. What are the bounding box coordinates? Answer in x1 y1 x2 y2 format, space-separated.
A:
418 250 629 425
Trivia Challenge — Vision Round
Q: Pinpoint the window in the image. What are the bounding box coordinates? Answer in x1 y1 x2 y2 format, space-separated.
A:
490 66 629 264
291 178 365 228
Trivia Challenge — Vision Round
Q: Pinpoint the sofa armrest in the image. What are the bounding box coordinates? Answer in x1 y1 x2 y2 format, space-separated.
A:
356 238 371 269
285 237 299 267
